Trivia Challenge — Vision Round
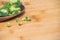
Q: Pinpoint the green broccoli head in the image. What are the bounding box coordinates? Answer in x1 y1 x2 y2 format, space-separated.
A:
0 9 8 13
10 5 21 12
0 0 22 17
9 0 20 3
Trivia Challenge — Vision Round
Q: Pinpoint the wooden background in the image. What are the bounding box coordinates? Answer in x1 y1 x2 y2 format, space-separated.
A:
0 0 60 40
0 0 60 28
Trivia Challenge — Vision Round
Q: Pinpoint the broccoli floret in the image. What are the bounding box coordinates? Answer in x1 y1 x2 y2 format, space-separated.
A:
0 9 8 13
10 6 21 11
0 9 8 16
3 2 11 9
10 6 16 12
12 1 22 8
9 0 20 3
0 12 7 17
0 0 22 17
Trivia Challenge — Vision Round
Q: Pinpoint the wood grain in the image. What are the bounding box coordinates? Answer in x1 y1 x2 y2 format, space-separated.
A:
0 0 60 40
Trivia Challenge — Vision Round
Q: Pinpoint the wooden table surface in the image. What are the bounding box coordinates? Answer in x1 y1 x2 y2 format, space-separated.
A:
0 0 60 28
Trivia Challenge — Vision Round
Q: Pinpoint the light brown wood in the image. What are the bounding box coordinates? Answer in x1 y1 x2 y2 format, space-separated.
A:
0 0 60 28
0 0 60 40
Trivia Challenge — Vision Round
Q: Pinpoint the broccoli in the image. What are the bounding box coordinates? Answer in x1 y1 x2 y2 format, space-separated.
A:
0 9 8 13
22 17 31 21
10 6 21 12
9 0 19 3
0 0 22 17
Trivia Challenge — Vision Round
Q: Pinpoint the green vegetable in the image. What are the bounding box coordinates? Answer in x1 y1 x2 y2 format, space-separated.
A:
9 0 19 3
16 18 23 26
18 22 23 26
0 0 22 17
7 22 12 27
13 1 22 8
2 2 11 10
0 9 8 13
0 12 7 16
10 6 16 12
10 6 21 12
3 2 11 7
16 18 20 23
0 9 9 16
22 17 31 21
